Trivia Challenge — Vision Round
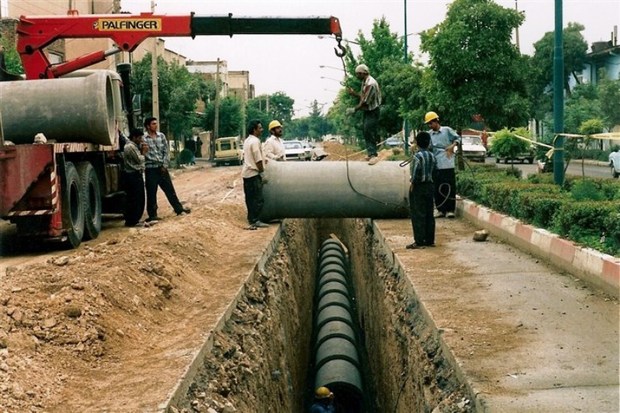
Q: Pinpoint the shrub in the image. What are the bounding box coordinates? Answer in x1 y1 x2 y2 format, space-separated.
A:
457 164 620 256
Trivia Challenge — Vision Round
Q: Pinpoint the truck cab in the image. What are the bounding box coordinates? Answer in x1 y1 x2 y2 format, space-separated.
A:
214 136 243 166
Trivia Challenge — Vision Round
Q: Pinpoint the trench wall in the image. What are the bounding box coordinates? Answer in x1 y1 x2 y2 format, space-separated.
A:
173 219 319 412
172 218 472 412
318 219 472 412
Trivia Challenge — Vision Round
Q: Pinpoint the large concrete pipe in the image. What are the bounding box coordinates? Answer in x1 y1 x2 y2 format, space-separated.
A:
260 161 409 221
0 71 118 145
313 239 363 411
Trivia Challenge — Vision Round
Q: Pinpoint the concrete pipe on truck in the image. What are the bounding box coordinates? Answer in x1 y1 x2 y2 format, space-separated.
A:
0 71 117 145
260 162 409 222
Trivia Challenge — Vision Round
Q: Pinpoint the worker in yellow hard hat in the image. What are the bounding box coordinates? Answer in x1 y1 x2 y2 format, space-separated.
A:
424 111 460 219
310 386 335 412
263 120 286 162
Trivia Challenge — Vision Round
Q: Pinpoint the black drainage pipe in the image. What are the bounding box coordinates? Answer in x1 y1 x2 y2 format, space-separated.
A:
312 238 363 412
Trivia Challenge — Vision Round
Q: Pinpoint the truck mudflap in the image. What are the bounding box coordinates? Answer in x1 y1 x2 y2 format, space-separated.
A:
0 144 57 217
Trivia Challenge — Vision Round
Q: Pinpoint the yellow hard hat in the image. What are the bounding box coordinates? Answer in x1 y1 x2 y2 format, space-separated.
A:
315 386 332 399
424 111 439 124
268 120 282 131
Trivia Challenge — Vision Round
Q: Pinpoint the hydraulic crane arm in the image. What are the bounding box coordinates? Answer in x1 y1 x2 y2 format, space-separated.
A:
16 12 344 79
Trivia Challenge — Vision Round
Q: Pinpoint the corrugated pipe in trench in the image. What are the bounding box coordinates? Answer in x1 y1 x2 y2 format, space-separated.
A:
312 238 363 412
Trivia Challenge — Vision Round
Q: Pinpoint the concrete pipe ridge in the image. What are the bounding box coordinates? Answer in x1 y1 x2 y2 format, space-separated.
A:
312 238 363 409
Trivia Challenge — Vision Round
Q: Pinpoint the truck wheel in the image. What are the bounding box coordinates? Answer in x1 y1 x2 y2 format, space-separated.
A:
61 162 85 249
77 162 102 240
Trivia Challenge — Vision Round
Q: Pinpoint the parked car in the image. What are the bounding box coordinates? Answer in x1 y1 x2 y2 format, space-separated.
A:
384 135 404 148
457 135 487 162
213 136 243 166
495 146 535 164
609 149 620 178
283 140 311 161
311 145 329 161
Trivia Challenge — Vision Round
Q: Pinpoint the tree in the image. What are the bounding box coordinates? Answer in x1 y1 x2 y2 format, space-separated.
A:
0 36 23 75
531 22 588 100
204 96 243 137
598 77 620 130
491 127 530 168
330 17 424 146
131 53 205 139
244 92 295 139
420 0 528 130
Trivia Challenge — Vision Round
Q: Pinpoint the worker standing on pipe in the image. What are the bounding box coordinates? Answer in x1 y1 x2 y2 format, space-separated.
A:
242 119 270 230
310 386 336 413
407 131 437 249
347 64 382 166
263 120 286 161
425 111 459 219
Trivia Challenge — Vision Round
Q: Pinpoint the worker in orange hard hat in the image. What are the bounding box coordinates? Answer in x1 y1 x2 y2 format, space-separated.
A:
310 386 335 413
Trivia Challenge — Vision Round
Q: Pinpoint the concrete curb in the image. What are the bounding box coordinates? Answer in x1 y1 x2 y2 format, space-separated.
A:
457 198 620 298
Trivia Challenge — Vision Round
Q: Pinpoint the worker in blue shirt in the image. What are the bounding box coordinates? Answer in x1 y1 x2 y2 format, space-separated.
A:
425 111 460 218
407 131 438 249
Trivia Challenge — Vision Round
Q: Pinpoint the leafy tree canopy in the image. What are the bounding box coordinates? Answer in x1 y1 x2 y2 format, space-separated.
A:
420 0 528 130
531 22 588 99
330 17 424 146
131 53 206 139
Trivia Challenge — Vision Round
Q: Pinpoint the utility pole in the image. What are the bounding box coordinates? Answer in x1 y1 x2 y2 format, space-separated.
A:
553 0 565 185
514 0 521 52
151 1 160 122
241 84 247 139
212 58 220 161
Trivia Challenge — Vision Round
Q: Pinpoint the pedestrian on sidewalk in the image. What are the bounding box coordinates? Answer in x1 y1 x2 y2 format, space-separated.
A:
242 119 270 230
407 131 437 249
347 64 382 165
142 117 191 222
425 111 459 218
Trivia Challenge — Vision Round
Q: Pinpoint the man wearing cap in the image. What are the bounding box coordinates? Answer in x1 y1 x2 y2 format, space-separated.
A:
263 120 286 162
347 64 382 165
310 386 335 413
425 111 460 218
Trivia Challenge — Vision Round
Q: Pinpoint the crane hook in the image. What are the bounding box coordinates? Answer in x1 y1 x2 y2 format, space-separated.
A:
334 38 346 58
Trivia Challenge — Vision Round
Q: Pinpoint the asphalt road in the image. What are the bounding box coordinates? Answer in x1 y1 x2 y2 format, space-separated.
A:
478 157 615 179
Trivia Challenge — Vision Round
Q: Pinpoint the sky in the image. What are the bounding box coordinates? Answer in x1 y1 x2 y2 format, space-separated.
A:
121 0 620 117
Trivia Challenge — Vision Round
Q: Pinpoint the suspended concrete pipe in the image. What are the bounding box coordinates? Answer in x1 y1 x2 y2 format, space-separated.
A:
313 239 363 412
0 71 118 146
260 161 410 222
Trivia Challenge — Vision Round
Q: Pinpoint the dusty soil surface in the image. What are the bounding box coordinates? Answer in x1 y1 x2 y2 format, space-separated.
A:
2 141 611 412
0 142 423 413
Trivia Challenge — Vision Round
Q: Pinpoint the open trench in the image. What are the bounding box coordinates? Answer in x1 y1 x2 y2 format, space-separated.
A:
170 218 473 413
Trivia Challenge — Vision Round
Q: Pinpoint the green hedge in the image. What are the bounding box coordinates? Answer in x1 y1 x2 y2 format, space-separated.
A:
457 166 620 256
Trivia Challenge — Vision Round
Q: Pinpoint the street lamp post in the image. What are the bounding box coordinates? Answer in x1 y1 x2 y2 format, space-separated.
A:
403 0 410 155
319 65 345 72
320 76 344 84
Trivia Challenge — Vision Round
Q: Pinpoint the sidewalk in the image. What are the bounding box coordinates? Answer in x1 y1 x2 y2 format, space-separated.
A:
375 213 619 412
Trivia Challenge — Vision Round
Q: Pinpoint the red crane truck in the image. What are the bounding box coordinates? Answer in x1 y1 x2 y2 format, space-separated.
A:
0 12 344 248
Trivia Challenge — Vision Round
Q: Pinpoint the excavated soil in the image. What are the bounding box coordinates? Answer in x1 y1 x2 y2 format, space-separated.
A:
0 142 476 413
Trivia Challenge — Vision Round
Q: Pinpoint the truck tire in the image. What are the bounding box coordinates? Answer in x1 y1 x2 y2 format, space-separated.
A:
61 162 85 249
77 162 102 240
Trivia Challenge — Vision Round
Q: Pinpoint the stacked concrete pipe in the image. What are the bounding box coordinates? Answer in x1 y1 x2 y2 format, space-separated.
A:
0 70 120 146
313 239 363 412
